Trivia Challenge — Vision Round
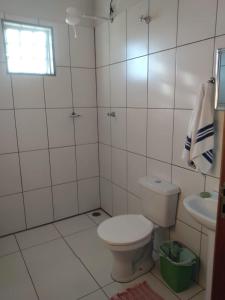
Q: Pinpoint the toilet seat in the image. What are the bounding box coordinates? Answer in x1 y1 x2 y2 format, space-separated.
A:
97 215 154 250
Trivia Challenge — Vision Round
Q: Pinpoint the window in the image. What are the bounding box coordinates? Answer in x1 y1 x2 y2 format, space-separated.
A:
2 20 55 75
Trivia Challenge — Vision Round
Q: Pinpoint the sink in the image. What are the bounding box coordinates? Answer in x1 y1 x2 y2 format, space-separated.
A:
183 192 218 300
183 192 218 231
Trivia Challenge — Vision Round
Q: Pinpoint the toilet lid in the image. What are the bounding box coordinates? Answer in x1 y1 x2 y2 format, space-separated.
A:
97 215 154 246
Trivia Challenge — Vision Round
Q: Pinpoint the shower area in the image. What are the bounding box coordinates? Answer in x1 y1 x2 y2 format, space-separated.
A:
0 1 102 236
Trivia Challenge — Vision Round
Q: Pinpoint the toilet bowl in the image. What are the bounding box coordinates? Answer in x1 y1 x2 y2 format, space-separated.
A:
97 177 180 283
97 215 155 282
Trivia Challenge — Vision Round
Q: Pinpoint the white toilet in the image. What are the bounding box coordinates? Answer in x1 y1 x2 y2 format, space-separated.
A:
97 177 180 283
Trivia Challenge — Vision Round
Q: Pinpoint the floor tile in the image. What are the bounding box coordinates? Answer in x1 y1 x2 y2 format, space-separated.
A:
80 289 108 300
103 272 178 300
16 224 60 250
86 210 110 225
22 238 98 300
151 261 203 300
0 235 19 257
191 291 205 300
54 214 96 236
66 227 113 287
0 252 38 300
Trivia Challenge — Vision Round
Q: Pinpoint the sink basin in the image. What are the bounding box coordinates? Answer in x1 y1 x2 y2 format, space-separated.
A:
183 192 218 231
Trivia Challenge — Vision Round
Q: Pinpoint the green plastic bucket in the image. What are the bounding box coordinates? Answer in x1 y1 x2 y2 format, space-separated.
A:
159 241 199 293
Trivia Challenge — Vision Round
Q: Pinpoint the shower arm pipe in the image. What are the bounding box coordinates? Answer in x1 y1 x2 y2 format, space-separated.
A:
81 14 112 22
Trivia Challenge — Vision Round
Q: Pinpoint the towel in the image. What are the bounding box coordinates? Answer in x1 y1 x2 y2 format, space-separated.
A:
182 82 215 173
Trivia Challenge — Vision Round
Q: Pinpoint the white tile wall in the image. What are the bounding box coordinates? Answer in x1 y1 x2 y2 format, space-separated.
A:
147 158 171 182
52 182 78 220
148 49 175 108
110 62 127 108
216 0 225 36
20 150 51 191
127 108 147 155
0 18 98 236
99 144 111 180
0 193 25 235
175 39 214 109
110 11 126 63
100 178 113 215
111 108 127 149
0 154 22 196
95 22 110 67
0 63 13 109
12 75 45 109
113 185 127 216
96 2 224 288
24 188 53 228
50 147 76 185
69 26 95 68
98 108 111 145
127 152 146 197
72 68 96 108
75 108 98 145
0 16 5 63
44 67 73 108
147 109 173 163
15 109 48 151
0 110 17 154
177 0 217 45
127 0 149 59
46 109 75 148
149 0 177 53
97 66 110 107
112 148 127 189
127 192 142 214
127 56 148 107
78 178 100 213
76 144 99 180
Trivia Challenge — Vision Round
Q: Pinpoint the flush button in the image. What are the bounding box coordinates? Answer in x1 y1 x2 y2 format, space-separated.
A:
155 180 161 183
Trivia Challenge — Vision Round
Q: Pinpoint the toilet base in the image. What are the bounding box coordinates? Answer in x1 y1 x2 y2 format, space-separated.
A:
111 241 154 283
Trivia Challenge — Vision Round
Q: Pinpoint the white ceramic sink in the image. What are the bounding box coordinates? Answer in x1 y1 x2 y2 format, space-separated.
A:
183 192 218 231
184 192 218 300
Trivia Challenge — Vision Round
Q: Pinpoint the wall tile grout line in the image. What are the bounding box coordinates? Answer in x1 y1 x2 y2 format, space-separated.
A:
40 63 55 222
9 64 28 230
67 23 80 216
14 235 40 300
94 24 102 212
0 175 101 202
95 33 225 70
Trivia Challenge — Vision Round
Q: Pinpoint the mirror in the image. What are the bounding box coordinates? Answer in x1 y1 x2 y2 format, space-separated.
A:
215 48 225 110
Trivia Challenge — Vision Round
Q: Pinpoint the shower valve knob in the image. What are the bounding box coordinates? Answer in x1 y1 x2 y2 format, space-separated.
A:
71 112 81 118
107 112 116 117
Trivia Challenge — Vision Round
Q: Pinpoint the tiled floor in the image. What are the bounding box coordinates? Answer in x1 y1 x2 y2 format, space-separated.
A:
0 210 205 300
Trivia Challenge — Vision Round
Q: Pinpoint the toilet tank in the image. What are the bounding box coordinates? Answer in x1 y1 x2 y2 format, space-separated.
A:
138 177 180 227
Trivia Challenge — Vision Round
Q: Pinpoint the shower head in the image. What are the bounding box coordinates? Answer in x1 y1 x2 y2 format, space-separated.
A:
65 4 114 38
65 7 81 38
65 7 81 26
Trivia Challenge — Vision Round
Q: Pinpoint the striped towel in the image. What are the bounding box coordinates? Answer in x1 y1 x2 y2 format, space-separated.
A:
183 82 215 173
110 281 164 300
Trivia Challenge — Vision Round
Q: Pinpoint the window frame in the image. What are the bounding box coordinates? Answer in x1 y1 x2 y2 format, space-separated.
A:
1 19 56 76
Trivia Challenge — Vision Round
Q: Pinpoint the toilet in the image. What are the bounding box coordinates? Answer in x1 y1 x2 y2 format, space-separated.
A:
97 177 180 283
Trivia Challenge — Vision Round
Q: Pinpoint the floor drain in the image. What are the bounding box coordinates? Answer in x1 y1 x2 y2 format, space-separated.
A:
92 211 101 217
